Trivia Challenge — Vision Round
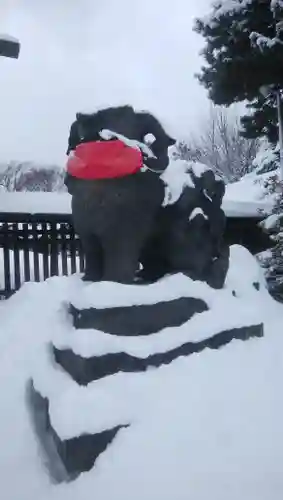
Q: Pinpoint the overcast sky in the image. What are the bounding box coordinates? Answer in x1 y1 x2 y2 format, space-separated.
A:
0 0 211 165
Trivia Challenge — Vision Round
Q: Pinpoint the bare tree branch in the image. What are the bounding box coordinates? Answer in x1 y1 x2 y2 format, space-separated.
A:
173 105 259 182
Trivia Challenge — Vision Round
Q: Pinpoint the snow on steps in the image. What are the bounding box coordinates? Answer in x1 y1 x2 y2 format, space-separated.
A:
0 245 283 499
28 246 268 482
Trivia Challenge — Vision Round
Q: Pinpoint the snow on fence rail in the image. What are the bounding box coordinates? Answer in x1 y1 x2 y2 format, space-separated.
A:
0 212 84 299
0 191 274 218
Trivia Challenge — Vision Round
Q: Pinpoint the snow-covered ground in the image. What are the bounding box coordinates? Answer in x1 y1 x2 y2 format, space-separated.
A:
0 245 283 500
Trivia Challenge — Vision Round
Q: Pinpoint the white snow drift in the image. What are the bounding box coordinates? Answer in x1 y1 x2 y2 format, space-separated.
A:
0 246 283 500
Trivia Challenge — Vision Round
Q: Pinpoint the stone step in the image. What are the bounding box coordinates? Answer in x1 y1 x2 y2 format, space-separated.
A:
53 323 264 386
69 296 208 336
27 380 127 483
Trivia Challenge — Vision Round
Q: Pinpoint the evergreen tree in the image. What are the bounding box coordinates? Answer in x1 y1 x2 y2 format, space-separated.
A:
195 0 283 301
260 167 283 300
195 0 283 141
241 94 278 143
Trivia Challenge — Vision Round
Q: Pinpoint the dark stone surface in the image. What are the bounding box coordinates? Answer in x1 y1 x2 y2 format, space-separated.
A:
204 244 230 290
27 380 71 484
139 169 230 289
27 380 128 483
65 106 176 285
60 426 128 479
53 323 264 386
67 170 165 284
69 297 208 336
224 216 275 254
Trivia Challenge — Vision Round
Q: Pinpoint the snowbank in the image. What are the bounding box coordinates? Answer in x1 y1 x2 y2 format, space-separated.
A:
0 190 270 218
223 141 279 217
0 246 283 499
0 192 71 215
224 171 275 216
0 169 274 218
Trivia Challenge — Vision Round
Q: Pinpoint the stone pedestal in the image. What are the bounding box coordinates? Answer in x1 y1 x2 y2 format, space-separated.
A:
29 276 263 483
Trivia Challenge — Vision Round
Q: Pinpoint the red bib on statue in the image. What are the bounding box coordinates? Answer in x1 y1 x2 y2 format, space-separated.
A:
66 140 143 179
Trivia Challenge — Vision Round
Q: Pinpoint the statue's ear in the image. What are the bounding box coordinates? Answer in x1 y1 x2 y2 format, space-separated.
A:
166 135 176 147
137 111 176 146
73 114 88 140
76 112 89 122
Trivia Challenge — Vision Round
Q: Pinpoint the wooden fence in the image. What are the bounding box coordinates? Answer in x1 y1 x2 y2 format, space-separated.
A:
0 213 84 299
0 211 273 300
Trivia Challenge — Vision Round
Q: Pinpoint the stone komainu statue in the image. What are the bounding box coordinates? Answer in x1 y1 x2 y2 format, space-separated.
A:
65 105 229 288
65 105 175 284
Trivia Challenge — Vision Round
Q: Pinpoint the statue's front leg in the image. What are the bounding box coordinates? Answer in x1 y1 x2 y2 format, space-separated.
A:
79 233 103 282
